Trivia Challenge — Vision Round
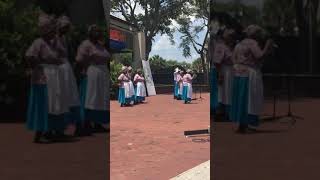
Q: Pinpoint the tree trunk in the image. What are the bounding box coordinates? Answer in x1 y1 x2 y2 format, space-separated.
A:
200 53 208 84
145 34 153 61
102 0 110 49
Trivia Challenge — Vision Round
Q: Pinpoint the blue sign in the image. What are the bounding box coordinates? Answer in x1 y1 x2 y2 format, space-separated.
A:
110 39 126 50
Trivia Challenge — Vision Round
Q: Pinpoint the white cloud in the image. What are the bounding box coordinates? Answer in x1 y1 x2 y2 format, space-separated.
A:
135 5 144 15
152 35 177 51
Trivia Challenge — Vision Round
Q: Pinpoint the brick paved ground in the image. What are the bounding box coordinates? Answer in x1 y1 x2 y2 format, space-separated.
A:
110 93 210 180
213 98 320 180
0 125 109 180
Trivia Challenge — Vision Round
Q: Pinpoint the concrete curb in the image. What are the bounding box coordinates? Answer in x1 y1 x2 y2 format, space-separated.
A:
170 160 210 180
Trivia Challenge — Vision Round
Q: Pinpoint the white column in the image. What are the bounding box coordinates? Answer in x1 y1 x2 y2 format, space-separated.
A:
133 32 146 68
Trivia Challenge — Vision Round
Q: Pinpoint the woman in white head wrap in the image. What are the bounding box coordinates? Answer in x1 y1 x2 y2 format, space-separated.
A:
133 69 146 103
126 66 135 104
76 24 110 133
117 66 132 106
25 12 69 143
182 69 195 104
54 15 82 135
230 24 274 133
176 70 184 100
212 28 236 119
173 67 180 99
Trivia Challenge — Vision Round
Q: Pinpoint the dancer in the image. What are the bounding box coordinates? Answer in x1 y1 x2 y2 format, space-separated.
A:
76 24 110 133
212 28 236 119
25 13 68 143
118 66 131 107
230 25 273 133
209 31 219 117
173 67 179 99
182 69 195 104
127 66 136 104
134 69 146 103
54 15 82 136
176 70 184 100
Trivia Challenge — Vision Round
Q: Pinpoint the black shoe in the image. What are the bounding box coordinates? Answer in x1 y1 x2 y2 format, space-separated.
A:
33 132 52 143
247 126 258 132
236 125 248 134
43 131 55 140
33 132 42 143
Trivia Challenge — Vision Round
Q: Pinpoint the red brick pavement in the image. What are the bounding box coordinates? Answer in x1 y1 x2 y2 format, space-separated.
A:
0 125 108 180
110 93 210 180
213 98 320 180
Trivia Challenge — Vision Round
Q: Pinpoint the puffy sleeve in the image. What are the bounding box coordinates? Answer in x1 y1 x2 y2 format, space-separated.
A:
249 40 264 60
134 74 139 82
231 44 239 64
118 74 124 81
25 39 41 59
25 39 42 67
212 43 225 64
76 40 91 63
140 76 145 81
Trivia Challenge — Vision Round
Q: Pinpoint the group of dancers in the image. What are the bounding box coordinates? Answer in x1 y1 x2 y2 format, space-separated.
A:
25 12 110 143
117 66 147 106
210 24 275 133
173 68 197 104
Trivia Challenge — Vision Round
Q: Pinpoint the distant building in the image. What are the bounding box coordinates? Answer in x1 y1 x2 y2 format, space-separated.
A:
110 15 146 68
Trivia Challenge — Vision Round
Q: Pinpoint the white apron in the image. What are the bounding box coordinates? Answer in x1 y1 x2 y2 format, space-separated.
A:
136 82 146 97
60 60 80 107
128 81 135 97
123 82 131 99
85 65 109 111
219 65 233 105
42 64 69 115
178 82 183 95
247 66 264 115
184 82 193 99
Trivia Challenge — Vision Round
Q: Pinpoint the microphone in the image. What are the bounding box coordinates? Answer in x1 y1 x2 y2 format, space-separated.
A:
273 43 279 48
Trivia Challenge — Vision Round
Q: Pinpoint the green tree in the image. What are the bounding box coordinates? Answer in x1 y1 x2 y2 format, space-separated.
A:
111 0 188 59
149 55 168 73
192 58 202 72
0 0 39 76
262 0 296 35
148 55 193 73
118 52 133 66
176 0 209 82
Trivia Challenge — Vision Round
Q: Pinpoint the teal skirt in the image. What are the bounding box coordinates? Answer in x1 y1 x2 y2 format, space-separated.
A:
182 86 191 102
26 84 49 132
229 77 259 127
210 68 219 113
79 77 88 123
26 84 67 131
118 88 132 105
174 81 179 97
118 88 126 104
